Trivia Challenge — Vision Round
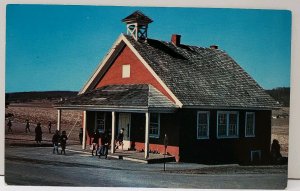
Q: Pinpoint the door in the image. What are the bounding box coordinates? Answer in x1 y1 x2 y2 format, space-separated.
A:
118 113 131 150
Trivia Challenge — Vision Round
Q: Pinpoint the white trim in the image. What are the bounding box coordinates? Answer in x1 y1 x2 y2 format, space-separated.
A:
79 34 183 108
149 113 160 138
57 109 61 131
121 35 183 107
79 34 125 94
217 111 239 139
82 111 87 150
196 111 210 139
245 112 255 137
145 112 150 159
111 111 116 154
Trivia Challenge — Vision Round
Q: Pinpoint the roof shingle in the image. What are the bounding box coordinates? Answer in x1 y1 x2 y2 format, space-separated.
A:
124 35 278 109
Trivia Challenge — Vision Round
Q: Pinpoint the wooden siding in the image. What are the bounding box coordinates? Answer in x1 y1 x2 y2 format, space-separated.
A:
179 109 272 164
95 45 175 103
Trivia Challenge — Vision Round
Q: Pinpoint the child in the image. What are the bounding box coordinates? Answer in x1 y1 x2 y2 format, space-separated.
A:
99 132 109 159
92 130 100 156
48 121 52 133
7 119 12 132
115 128 124 150
60 131 68 155
52 130 60 154
25 119 30 133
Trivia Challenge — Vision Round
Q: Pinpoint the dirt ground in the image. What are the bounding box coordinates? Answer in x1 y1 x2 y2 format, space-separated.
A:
5 104 82 143
271 107 289 157
5 104 289 157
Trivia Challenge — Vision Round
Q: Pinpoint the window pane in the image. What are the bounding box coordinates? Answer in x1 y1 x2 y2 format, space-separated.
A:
198 112 209 138
218 125 227 136
218 113 227 136
150 113 159 137
246 113 254 136
228 113 238 136
218 112 238 137
218 114 226 125
96 112 105 133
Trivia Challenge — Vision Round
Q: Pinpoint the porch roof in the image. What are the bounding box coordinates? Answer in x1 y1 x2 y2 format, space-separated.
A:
55 84 178 112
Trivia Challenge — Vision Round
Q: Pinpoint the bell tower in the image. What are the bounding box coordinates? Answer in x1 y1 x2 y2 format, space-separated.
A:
122 11 153 41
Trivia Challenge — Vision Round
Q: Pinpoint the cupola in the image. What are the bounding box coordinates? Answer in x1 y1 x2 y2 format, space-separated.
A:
122 11 153 41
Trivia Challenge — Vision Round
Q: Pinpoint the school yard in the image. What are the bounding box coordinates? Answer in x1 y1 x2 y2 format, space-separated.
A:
4 104 289 188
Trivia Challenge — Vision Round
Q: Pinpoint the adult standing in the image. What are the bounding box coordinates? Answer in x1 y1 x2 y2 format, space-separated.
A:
48 121 52 133
35 122 43 144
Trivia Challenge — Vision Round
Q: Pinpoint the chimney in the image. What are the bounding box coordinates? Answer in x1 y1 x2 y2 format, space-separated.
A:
210 45 219 49
171 34 181 46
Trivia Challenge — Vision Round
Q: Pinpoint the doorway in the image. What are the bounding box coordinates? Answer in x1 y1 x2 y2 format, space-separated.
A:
118 113 131 150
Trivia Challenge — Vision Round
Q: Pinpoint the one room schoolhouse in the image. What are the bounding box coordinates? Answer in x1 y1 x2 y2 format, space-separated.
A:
56 11 279 164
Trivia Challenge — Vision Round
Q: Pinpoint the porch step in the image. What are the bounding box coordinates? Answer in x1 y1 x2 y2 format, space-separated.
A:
108 152 176 164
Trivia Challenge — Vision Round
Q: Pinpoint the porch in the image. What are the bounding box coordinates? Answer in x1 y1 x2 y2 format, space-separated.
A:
54 84 179 159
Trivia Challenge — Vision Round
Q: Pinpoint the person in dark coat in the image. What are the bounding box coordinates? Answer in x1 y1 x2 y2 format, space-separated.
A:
25 119 30 133
7 119 12 132
271 139 282 164
115 128 124 150
60 131 68 155
35 123 43 144
52 130 60 154
79 128 83 144
99 132 109 159
92 130 100 156
48 121 52 133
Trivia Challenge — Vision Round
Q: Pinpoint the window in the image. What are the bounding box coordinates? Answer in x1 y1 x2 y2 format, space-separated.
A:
217 111 239 138
197 111 210 139
95 112 105 133
251 150 261 163
122 64 130 78
149 113 160 138
245 112 255 137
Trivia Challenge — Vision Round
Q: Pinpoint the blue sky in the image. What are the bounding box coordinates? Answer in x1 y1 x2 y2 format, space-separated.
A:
6 5 291 93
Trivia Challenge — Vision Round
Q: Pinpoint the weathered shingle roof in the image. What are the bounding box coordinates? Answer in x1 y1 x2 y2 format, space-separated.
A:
124 35 278 109
57 84 178 111
122 11 153 24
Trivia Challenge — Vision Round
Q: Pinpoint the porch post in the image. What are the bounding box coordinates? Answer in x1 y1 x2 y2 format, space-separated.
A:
57 109 61 131
82 111 87 149
145 112 150 159
111 111 116 154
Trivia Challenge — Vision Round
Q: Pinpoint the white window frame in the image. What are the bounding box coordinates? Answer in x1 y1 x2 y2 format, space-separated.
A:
245 112 255 137
149 113 160 138
95 112 106 133
122 64 130 78
217 111 239 139
196 111 210 139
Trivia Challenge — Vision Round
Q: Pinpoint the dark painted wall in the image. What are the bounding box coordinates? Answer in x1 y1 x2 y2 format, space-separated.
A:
179 109 272 164
130 113 180 148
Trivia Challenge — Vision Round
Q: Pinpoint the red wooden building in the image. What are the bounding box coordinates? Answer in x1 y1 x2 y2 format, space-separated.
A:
56 11 279 164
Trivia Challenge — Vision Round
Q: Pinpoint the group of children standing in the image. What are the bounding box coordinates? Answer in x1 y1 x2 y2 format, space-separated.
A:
91 128 124 159
91 131 109 159
52 130 68 155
